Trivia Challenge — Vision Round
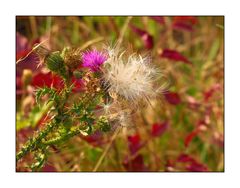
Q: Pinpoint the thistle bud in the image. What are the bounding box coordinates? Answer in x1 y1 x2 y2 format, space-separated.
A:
22 69 32 88
45 51 65 73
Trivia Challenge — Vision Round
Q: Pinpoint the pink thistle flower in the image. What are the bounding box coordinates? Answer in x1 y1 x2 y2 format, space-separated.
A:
82 50 107 72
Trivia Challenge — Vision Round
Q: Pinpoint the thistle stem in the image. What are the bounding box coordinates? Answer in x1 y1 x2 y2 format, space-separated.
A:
42 127 83 146
16 122 56 162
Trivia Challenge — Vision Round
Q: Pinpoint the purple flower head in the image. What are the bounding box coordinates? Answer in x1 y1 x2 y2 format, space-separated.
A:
82 50 107 72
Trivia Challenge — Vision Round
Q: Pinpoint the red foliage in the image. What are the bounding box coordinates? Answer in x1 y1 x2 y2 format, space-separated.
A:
151 122 168 137
173 16 198 25
204 83 221 102
128 134 144 154
184 118 209 147
164 91 181 105
160 49 192 64
184 129 200 147
177 154 195 163
130 24 154 49
172 16 198 32
16 33 42 98
149 16 165 25
186 161 208 172
177 153 208 172
173 22 194 32
17 127 35 143
123 154 148 172
71 78 85 93
16 32 30 60
32 72 84 93
16 53 40 77
42 164 56 172
16 32 42 77
80 130 104 147
32 72 64 90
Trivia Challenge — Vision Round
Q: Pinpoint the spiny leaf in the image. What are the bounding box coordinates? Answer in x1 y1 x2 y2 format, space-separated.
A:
30 150 47 171
35 87 59 105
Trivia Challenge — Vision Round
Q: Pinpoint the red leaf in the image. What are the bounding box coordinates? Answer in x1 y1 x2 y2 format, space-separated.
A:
71 78 85 93
177 154 195 163
16 53 41 77
149 16 165 25
151 122 168 137
128 134 143 154
17 127 35 143
204 83 221 102
184 129 199 147
16 32 41 73
172 16 198 32
32 72 64 90
123 154 148 172
172 22 193 32
164 92 181 105
173 16 198 25
16 49 32 62
177 153 208 172
42 164 56 172
80 130 104 147
186 161 208 172
32 72 85 93
129 24 154 49
160 49 192 64
16 33 51 77
16 32 29 60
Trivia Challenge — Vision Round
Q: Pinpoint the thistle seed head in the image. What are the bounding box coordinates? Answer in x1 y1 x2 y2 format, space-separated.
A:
102 48 165 104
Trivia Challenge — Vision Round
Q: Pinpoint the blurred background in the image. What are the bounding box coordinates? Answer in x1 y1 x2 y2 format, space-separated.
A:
16 16 224 172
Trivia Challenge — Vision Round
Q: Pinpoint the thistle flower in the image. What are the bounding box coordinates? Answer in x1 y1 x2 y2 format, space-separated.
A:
82 50 107 72
102 48 164 104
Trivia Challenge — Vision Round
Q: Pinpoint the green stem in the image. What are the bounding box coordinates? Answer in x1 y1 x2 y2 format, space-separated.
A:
16 122 56 162
42 127 83 146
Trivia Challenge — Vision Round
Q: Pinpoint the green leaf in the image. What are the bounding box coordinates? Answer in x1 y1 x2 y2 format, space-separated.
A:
16 113 31 130
86 147 102 162
208 39 220 61
186 86 198 96
216 24 224 30
17 102 53 131
36 87 59 105
30 150 47 171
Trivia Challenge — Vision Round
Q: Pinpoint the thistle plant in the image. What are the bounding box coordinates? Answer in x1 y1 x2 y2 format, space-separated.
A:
16 44 166 171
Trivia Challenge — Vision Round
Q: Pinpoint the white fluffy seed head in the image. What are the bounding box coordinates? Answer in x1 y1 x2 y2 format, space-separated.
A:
102 48 165 104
